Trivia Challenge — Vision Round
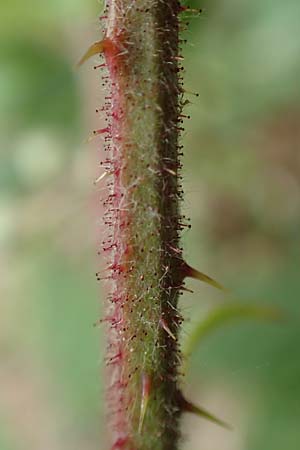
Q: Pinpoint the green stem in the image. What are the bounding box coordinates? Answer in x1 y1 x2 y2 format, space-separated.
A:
101 1 185 449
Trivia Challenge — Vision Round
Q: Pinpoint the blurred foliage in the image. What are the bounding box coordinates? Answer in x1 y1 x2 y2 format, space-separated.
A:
1 0 300 449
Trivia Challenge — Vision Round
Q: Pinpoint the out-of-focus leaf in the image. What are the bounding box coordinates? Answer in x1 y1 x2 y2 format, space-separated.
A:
184 303 283 361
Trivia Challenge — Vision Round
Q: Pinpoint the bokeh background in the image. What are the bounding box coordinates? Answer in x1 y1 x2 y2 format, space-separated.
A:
1 0 300 449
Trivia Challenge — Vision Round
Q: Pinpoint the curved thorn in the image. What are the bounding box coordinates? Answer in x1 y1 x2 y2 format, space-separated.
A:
159 318 176 341
77 40 105 67
138 373 151 434
181 262 227 292
178 392 232 430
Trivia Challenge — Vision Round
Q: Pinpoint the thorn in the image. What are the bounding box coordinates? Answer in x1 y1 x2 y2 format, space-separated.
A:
138 373 151 434
159 318 176 341
77 40 105 67
178 392 232 430
181 262 227 292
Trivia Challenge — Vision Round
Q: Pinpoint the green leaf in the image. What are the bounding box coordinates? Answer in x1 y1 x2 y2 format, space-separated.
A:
184 303 283 362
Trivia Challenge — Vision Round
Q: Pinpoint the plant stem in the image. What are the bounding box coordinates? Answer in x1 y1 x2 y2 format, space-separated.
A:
101 1 185 449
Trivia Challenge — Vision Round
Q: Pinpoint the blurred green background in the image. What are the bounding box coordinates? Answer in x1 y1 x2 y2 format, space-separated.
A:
1 0 300 449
